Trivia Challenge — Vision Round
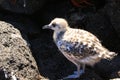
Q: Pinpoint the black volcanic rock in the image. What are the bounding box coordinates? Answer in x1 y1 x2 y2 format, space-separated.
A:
0 21 46 80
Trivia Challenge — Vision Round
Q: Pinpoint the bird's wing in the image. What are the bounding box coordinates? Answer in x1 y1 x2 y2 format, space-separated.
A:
57 29 101 59
58 39 97 59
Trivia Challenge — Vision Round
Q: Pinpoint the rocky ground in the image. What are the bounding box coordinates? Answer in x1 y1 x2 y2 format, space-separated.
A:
0 0 120 80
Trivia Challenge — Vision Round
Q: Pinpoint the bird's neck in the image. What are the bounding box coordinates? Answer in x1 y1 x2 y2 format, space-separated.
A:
53 30 66 42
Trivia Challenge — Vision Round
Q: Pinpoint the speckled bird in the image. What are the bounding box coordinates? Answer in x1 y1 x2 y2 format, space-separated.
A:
43 18 117 79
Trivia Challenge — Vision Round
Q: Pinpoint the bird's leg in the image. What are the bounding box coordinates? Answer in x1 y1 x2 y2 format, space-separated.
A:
63 65 82 79
74 64 85 75
82 64 85 73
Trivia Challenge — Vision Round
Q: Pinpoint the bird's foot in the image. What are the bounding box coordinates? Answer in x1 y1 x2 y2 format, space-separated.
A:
73 69 84 75
62 70 84 80
62 74 79 80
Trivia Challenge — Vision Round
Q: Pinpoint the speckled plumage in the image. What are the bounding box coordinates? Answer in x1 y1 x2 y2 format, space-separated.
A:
43 18 117 79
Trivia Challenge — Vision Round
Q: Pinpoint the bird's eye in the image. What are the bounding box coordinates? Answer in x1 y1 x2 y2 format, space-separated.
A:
52 23 56 27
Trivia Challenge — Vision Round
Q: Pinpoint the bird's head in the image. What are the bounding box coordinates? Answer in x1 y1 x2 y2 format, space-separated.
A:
43 18 69 32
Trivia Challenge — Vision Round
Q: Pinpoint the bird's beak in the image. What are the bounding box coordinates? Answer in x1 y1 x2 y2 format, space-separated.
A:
42 25 50 29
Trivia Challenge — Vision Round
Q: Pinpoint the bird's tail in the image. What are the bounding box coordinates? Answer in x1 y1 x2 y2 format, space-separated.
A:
103 51 117 60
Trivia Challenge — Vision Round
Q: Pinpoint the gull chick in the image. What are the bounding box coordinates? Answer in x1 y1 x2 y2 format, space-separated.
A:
43 18 117 79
